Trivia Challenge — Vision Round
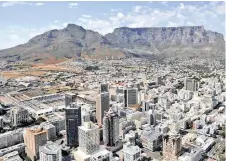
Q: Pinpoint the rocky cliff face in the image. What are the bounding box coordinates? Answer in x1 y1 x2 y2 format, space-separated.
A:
0 24 224 62
105 26 225 56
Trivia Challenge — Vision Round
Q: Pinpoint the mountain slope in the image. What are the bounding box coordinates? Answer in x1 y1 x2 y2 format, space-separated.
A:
0 24 224 62
105 26 225 57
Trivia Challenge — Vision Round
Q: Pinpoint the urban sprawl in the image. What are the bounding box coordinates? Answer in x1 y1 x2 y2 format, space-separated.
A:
0 57 225 161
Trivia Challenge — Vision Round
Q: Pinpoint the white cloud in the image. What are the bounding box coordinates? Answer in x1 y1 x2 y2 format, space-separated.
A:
133 6 142 13
111 9 118 12
68 3 78 8
161 1 168 6
82 15 92 18
36 3 44 6
0 2 32 7
54 20 59 23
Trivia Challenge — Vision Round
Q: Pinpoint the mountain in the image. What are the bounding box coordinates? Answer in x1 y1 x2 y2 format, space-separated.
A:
105 26 225 58
0 24 224 62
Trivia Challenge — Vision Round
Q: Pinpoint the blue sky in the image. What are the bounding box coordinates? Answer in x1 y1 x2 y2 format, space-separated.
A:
0 1 225 49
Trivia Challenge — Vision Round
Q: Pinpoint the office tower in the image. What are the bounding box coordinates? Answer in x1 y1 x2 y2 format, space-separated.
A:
163 133 182 160
123 145 141 161
82 112 90 125
10 107 29 127
65 103 81 148
0 116 3 129
24 126 47 161
141 101 150 112
96 92 110 125
103 108 119 147
78 122 100 154
39 141 62 161
147 109 156 126
65 93 77 107
101 83 109 92
184 78 197 91
124 88 138 107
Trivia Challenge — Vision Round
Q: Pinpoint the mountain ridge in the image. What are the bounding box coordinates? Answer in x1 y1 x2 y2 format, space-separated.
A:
0 24 224 62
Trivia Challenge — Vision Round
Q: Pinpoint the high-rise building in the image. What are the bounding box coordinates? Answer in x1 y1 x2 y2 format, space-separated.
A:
147 109 156 126
81 112 90 125
65 93 77 107
0 116 3 129
184 78 197 91
78 122 100 154
24 126 47 161
65 103 81 148
141 101 150 112
163 133 182 160
101 83 109 93
10 107 29 127
39 141 62 161
96 92 109 125
124 88 138 108
103 108 119 147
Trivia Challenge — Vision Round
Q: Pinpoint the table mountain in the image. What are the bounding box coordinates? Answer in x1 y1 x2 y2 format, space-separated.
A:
0 24 224 62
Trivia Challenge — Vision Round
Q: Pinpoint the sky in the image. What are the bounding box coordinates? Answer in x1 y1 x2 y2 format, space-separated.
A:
0 1 225 50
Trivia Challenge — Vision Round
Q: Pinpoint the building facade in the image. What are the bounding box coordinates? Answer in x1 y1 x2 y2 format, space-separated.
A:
10 107 29 127
103 109 119 147
78 122 100 154
96 92 110 125
39 141 62 161
163 133 182 161
65 93 77 107
24 126 47 161
65 103 81 148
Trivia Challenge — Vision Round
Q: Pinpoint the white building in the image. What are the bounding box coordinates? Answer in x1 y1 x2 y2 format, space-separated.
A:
40 122 56 141
10 107 29 127
39 141 62 161
78 122 100 154
0 128 24 149
123 145 141 161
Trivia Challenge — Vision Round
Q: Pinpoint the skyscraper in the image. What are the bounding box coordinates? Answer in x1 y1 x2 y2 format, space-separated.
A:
96 92 110 125
24 126 47 161
124 87 138 108
65 103 81 148
184 78 197 91
101 83 109 93
147 109 156 126
163 133 182 160
78 122 100 154
103 108 119 147
39 141 62 161
65 93 77 107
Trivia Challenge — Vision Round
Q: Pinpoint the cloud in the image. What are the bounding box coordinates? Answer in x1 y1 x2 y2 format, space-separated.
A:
133 6 142 13
68 3 78 8
0 2 225 49
76 2 225 37
82 15 91 18
36 3 44 6
111 9 118 12
0 2 32 7
161 1 168 6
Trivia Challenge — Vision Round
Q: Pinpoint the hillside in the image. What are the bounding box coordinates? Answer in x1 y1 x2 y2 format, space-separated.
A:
0 24 224 62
